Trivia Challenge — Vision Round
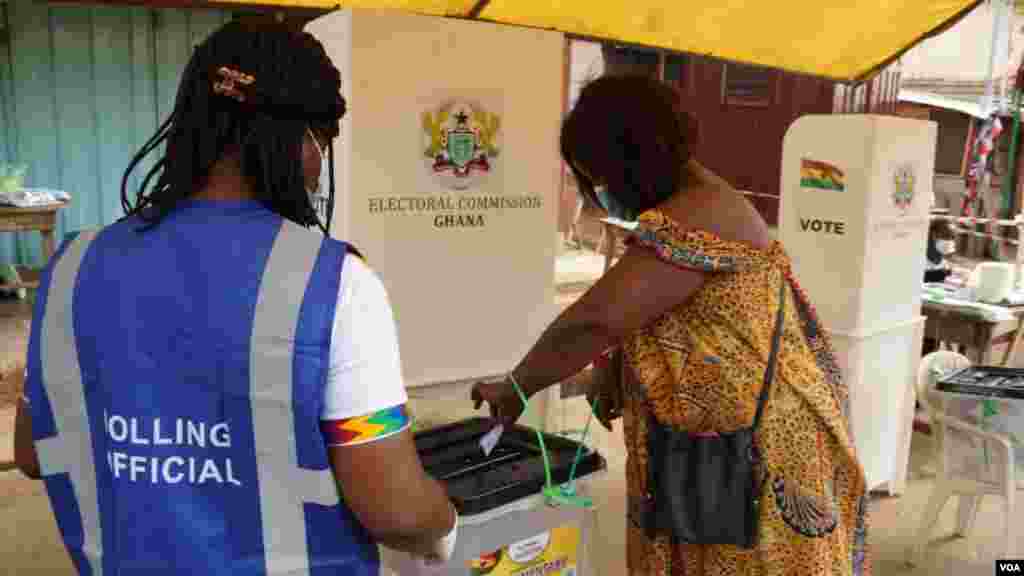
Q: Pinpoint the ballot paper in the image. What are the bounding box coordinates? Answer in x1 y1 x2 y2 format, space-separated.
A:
479 425 504 456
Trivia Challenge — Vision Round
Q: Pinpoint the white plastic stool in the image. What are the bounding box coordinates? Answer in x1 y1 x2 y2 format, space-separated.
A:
908 351 1017 565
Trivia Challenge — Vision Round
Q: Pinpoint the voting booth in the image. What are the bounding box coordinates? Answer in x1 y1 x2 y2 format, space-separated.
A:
307 10 582 573
307 9 564 428
780 114 937 494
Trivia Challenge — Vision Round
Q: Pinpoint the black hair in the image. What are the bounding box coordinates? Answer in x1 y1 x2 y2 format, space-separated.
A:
560 74 699 215
120 19 346 233
927 218 957 263
929 218 956 240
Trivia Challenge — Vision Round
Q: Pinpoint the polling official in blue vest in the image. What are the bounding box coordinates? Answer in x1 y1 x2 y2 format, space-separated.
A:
13 20 457 575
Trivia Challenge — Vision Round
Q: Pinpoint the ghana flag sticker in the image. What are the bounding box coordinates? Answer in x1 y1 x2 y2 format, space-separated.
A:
800 159 845 191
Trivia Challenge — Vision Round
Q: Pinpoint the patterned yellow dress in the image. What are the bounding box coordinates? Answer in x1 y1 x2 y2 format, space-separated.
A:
620 210 870 576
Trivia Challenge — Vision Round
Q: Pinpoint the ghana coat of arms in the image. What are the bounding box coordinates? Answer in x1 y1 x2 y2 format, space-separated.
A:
422 101 501 191
892 164 916 214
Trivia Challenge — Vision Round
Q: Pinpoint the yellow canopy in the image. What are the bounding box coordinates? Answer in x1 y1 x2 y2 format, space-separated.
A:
166 0 984 82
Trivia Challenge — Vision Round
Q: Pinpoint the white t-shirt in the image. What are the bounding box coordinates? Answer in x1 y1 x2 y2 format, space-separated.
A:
321 256 459 553
319 255 410 445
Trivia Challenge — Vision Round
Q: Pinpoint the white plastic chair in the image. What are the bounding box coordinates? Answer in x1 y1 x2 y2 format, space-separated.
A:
908 351 1017 565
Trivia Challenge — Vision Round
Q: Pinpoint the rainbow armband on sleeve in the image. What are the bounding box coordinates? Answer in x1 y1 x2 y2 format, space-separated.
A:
320 405 410 447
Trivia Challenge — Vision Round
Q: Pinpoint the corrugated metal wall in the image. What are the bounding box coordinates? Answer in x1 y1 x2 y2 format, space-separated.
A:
833 68 902 114
0 0 233 267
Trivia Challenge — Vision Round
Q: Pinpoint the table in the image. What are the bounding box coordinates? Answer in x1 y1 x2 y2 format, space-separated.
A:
921 299 1024 367
0 202 68 290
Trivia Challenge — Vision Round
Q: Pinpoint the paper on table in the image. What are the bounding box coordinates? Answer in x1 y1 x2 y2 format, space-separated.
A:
1005 290 1024 306
479 424 504 456
921 291 1016 322
0 188 71 208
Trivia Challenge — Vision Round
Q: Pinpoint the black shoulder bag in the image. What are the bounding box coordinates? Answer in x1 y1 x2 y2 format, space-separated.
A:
643 278 786 549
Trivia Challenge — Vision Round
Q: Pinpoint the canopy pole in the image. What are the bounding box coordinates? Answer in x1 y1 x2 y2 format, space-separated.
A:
981 0 1008 256
1003 90 1020 216
981 0 1006 115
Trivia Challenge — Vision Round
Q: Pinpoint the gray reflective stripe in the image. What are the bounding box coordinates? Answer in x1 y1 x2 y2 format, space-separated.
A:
251 222 339 574
36 230 103 574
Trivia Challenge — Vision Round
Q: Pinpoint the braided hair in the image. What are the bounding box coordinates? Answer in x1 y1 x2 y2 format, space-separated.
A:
120 19 346 233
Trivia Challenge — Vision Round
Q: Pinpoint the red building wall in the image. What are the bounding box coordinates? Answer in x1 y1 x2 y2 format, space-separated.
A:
675 58 832 225
562 45 901 230
676 58 901 226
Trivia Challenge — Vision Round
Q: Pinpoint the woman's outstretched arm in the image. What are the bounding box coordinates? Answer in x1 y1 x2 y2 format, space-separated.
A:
514 245 706 398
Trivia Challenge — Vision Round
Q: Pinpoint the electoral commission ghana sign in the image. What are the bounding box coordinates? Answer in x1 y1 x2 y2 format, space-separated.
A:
310 10 563 388
365 98 543 229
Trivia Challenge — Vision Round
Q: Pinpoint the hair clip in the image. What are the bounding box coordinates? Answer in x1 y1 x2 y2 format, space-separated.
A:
212 66 256 103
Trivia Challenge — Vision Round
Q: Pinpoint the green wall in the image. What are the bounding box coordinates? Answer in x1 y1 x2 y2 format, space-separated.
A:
0 1 233 267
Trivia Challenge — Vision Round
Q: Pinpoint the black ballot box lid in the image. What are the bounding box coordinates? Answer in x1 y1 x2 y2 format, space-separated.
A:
936 365 1024 400
413 417 606 516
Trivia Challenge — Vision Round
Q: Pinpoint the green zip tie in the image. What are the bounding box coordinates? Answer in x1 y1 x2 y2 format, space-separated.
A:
509 375 553 490
568 395 599 485
509 374 597 509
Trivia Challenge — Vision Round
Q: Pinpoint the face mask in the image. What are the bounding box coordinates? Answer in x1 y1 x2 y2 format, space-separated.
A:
936 239 956 255
596 186 637 222
306 127 330 221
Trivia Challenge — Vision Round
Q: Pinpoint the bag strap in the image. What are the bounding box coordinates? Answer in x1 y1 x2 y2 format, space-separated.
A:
751 277 787 431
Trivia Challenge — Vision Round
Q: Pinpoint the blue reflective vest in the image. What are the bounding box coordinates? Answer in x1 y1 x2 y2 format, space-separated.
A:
24 200 379 575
